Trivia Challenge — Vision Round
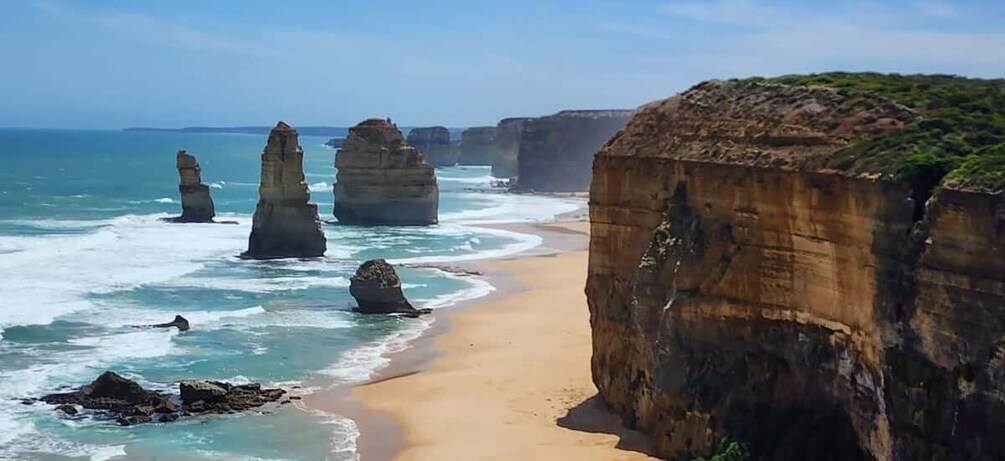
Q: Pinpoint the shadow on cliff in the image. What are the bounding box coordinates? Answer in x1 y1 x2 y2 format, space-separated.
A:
556 394 660 458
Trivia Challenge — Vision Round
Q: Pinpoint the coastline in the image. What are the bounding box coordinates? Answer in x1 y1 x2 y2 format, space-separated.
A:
303 220 657 460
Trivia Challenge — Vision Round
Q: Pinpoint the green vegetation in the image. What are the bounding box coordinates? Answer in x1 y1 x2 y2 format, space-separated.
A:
755 72 1005 192
695 438 749 461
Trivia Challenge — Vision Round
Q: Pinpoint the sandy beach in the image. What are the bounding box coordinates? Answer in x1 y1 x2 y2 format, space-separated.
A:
321 221 657 460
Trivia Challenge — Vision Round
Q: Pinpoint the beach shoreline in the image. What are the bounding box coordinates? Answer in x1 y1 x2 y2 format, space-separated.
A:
302 220 657 460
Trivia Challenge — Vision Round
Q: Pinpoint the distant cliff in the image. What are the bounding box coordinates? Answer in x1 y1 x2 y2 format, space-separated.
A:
587 74 1005 460
512 110 632 192
406 126 458 167
458 127 497 165
492 117 531 179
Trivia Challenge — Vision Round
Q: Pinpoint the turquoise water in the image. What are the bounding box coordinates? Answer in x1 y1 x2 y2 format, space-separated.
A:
0 129 584 460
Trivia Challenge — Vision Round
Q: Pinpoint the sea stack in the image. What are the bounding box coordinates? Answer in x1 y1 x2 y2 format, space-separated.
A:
333 118 439 226
349 259 431 316
457 126 497 165
173 151 215 222
491 117 531 179
242 122 326 259
406 126 457 167
511 110 632 192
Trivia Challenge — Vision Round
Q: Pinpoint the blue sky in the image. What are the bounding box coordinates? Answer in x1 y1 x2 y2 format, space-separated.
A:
1 0 1003 129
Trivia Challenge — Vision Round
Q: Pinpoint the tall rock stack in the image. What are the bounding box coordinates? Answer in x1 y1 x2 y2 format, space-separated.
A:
512 110 632 192
334 118 439 225
457 126 497 165
491 117 531 179
173 150 215 222
406 126 457 167
242 122 326 259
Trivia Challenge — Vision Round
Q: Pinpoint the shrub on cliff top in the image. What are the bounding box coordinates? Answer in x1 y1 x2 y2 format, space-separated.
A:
753 72 1005 191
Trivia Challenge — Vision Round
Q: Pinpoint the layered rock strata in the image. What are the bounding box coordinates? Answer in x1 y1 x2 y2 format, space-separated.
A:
513 110 632 192
492 117 531 179
243 122 326 259
171 150 215 222
457 126 497 165
334 119 439 226
587 79 1005 460
349 259 431 316
407 126 458 167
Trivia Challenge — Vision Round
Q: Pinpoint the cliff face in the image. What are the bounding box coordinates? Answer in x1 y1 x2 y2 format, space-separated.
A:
243 122 326 259
458 126 497 165
513 110 632 192
587 79 1005 460
406 126 457 167
492 117 530 179
334 119 439 226
174 150 214 222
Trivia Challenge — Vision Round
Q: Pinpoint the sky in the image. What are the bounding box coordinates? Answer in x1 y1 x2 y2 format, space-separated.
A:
1 0 1003 129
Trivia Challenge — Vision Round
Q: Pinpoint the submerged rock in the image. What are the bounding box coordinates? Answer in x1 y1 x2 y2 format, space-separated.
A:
39 372 285 426
457 126 497 165
334 119 439 226
349 259 431 317
167 150 215 222
406 126 458 167
243 122 327 259
131 315 190 331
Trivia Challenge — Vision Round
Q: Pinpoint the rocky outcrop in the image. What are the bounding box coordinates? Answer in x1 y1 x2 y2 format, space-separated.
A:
37 372 286 426
512 110 632 192
587 78 1005 460
324 137 344 149
349 259 431 317
492 117 530 179
170 151 215 222
334 119 439 226
132 315 190 331
457 126 497 165
243 122 327 259
407 126 458 167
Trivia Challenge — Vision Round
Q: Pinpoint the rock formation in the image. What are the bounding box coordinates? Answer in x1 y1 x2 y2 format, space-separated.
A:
457 126 497 165
243 122 327 259
587 76 1005 460
132 315 190 331
333 119 439 226
511 110 632 192
407 126 458 167
492 117 531 179
349 259 431 317
36 372 286 426
170 150 215 222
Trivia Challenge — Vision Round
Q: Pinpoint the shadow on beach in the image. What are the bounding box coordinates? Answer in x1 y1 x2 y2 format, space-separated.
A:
557 394 660 458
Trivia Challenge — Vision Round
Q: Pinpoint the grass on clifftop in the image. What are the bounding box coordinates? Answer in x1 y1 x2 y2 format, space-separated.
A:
754 72 1005 192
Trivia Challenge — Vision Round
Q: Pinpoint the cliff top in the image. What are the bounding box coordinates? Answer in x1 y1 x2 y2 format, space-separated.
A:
606 73 1004 192
552 109 635 118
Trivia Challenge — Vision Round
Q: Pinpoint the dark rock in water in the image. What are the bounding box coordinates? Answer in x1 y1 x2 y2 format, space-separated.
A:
324 137 344 149
349 259 431 316
168 150 215 223
150 315 190 331
38 372 285 426
407 126 458 167
334 119 439 226
243 122 327 259
55 404 77 415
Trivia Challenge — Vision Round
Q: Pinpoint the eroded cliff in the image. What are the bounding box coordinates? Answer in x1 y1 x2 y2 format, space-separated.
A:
587 75 1005 460
458 126 497 165
492 117 530 179
513 110 632 192
406 126 457 167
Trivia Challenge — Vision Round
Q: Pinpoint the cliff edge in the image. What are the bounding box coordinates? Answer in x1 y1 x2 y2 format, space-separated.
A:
587 73 1005 460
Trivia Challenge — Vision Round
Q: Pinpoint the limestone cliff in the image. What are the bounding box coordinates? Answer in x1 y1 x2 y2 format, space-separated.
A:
492 117 530 179
406 126 457 167
243 122 326 259
334 119 439 226
172 150 215 222
513 110 632 192
587 76 1005 460
457 126 497 165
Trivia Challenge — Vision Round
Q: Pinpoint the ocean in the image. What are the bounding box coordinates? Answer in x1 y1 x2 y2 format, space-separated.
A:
0 128 584 460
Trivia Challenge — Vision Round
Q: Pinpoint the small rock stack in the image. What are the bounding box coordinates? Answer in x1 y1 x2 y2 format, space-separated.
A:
349 259 430 316
334 118 439 226
406 126 457 167
174 150 215 222
243 122 327 259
